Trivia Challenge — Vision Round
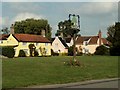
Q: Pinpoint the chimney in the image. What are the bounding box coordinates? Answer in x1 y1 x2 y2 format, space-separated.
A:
98 30 102 46
41 29 45 37
10 24 14 34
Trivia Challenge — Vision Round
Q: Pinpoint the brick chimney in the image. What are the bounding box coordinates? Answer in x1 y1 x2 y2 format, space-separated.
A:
10 24 14 34
98 30 102 46
41 29 45 37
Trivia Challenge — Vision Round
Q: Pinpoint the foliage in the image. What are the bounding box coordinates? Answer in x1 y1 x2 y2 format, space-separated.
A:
65 59 81 66
107 25 115 44
0 46 15 58
59 53 68 56
94 45 109 55
1 27 9 34
18 50 26 57
51 49 59 56
76 52 83 56
2 56 118 88
39 47 46 56
56 20 80 37
28 44 36 57
14 18 52 40
34 50 39 57
107 22 120 56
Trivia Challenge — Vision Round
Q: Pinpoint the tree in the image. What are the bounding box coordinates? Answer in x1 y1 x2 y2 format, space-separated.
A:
107 22 120 56
28 44 36 57
1 27 9 34
14 18 52 40
56 20 80 37
107 25 115 44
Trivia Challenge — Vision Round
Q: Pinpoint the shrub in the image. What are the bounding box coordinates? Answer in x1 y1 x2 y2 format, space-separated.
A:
65 59 81 67
59 53 68 56
94 45 110 55
0 46 15 58
76 52 83 56
110 46 120 56
18 50 26 57
34 50 39 57
51 49 59 56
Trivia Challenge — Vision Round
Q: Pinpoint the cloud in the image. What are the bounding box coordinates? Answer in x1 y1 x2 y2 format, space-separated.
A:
65 2 117 17
0 16 9 26
2 0 119 2
12 12 45 23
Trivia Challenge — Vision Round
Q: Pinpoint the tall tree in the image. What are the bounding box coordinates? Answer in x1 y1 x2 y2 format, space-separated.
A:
56 20 80 37
14 18 52 40
107 22 120 56
107 25 115 44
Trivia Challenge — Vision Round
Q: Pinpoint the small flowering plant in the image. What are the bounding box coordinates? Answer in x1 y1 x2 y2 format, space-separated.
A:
64 59 81 67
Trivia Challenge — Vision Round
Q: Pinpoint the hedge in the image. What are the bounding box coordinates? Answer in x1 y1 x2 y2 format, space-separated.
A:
0 46 15 58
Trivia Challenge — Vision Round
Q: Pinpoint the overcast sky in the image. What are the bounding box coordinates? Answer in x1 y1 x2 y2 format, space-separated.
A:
0 0 119 37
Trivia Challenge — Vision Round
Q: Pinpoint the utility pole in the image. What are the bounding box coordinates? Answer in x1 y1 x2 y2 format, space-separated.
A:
69 14 80 61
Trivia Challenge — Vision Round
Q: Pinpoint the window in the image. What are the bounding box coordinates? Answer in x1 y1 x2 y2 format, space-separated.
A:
84 41 88 46
0 40 3 44
45 43 48 46
55 43 58 47
23 42 27 45
36 43 39 46
45 49 48 54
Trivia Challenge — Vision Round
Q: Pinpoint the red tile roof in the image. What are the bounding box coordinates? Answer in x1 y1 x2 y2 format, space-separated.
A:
101 38 111 45
13 34 51 43
76 36 111 45
0 34 9 40
89 36 99 44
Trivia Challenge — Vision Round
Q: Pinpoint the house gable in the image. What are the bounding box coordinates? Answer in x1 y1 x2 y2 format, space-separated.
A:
52 37 68 53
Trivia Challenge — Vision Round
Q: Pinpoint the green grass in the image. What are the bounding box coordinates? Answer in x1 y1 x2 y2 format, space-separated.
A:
2 56 118 89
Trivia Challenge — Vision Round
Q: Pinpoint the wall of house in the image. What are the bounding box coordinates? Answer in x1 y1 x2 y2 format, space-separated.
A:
76 44 99 54
52 37 68 53
14 42 51 57
0 34 18 46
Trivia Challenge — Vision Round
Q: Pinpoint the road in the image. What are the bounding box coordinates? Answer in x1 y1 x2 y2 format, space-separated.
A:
10 78 119 90
65 79 119 88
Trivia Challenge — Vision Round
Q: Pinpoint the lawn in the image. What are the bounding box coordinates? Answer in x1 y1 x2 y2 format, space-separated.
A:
2 56 118 89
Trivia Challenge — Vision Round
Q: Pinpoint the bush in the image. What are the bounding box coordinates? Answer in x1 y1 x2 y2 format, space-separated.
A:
0 46 15 58
34 50 39 56
94 45 110 55
18 50 26 57
59 53 68 56
51 49 59 56
76 52 83 56
64 59 81 67
110 46 120 56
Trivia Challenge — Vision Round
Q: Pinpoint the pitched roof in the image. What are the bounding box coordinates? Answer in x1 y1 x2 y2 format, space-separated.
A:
0 34 9 40
76 36 111 45
89 36 99 44
101 38 111 45
76 36 92 44
58 37 68 48
13 34 51 43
